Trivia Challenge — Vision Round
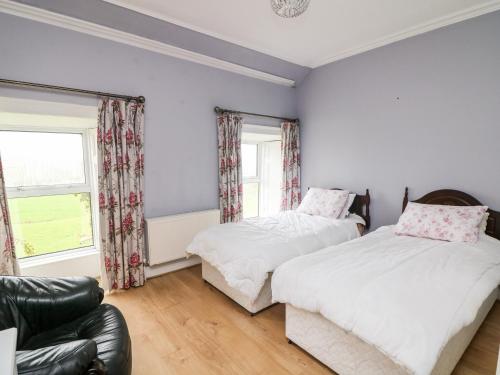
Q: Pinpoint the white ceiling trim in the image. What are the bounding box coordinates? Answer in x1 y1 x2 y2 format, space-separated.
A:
314 0 500 68
102 0 302 66
0 0 295 87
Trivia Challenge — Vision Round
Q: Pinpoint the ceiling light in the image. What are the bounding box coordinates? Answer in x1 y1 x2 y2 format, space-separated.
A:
271 0 311 18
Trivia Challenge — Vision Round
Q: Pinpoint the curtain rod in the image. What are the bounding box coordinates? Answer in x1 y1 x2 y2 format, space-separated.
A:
0 78 145 103
214 106 297 122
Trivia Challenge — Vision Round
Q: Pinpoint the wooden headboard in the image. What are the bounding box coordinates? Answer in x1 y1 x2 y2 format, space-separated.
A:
403 187 500 240
327 188 371 230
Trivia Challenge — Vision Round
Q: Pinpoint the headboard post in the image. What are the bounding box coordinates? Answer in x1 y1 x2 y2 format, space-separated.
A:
402 187 409 213
365 189 371 230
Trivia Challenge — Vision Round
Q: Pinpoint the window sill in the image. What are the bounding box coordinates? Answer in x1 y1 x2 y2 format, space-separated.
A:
19 247 99 269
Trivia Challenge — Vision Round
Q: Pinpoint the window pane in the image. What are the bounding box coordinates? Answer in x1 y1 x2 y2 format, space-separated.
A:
0 131 85 187
243 182 259 218
8 193 94 258
242 143 258 178
259 141 282 216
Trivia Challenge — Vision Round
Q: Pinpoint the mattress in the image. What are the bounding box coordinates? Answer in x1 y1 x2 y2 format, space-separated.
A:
285 288 498 375
202 260 273 314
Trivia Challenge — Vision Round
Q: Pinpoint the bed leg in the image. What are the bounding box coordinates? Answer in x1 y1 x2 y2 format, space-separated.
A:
250 312 255 317
287 339 293 345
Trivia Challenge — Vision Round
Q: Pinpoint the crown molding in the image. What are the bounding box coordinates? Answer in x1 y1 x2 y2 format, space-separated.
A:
102 0 308 67
104 0 500 69
2 0 499 77
0 0 295 87
313 0 500 68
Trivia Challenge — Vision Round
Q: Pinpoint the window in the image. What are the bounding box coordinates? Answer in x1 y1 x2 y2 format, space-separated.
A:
0 110 98 259
242 143 260 218
242 126 282 218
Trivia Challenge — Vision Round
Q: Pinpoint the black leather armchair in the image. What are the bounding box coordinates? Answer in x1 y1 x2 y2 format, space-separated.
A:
0 276 132 375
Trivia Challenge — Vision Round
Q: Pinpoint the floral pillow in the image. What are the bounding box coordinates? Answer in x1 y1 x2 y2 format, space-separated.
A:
394 202 488 243
297 188 349 219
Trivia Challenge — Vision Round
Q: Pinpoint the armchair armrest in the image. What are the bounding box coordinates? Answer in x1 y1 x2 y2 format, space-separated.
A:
16 339 98 375
0 276 103 335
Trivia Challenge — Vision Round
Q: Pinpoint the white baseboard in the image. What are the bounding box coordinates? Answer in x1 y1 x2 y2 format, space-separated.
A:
145 256 201 279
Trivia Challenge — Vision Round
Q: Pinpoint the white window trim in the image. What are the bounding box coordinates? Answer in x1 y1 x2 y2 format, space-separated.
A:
0 123 100 263
0 96 97 121
242 124 281 136
242 124 281 218
19 246 99 268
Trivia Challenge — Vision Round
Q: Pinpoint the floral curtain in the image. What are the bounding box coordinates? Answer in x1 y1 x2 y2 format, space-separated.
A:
217 112 243 223
281 121 301 210
0 154 19 276
97 98 146 290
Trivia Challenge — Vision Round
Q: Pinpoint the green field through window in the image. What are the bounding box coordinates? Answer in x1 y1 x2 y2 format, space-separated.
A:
8 193 94 258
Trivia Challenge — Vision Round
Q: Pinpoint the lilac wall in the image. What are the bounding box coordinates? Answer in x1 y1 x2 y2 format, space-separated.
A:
0 12 297 218
297 11 500 230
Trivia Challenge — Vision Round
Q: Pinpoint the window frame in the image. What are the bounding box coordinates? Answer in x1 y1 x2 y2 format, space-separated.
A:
0 124 100 261
241 124 282 219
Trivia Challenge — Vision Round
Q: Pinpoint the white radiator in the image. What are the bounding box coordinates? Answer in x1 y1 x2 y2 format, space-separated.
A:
146 209 220 266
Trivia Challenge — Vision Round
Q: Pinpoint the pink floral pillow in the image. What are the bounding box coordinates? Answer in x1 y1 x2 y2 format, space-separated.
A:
297 188 349 218
394 202 488 243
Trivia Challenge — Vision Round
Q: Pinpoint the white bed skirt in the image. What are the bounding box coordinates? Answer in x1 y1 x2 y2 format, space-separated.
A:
202 260 274 314
285 288 498 375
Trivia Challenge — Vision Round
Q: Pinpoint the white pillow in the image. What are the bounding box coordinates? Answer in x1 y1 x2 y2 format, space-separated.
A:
297 188 349 219
480 212 489 233
339 193 356 219
394 202 488 243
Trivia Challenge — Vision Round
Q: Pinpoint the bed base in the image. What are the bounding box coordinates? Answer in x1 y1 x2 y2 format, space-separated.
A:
202 260 275 315
285 288 498 375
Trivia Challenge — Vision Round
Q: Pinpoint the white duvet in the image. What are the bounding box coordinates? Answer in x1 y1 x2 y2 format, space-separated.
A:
186 211 363 302
272 226 500 375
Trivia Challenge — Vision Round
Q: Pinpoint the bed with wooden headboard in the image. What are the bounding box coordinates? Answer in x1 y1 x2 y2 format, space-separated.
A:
280 187 500 375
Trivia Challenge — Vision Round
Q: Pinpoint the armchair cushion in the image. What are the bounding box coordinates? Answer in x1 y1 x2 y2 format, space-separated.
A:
23 304 131 375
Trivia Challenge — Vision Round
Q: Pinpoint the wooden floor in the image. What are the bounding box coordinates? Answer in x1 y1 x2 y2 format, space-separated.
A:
105 265 500 375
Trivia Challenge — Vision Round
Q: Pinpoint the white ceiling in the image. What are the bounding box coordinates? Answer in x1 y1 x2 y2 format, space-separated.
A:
103 0 500 68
